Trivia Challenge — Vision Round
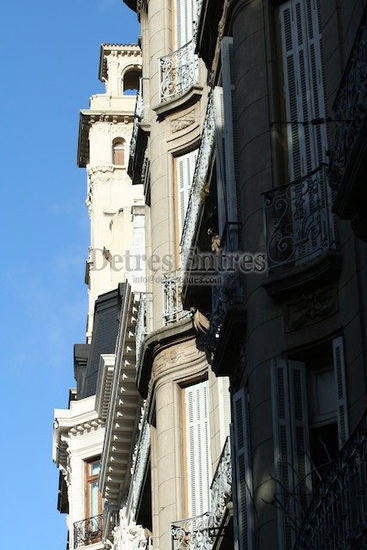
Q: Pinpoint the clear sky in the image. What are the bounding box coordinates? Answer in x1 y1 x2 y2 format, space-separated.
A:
0 1 139 548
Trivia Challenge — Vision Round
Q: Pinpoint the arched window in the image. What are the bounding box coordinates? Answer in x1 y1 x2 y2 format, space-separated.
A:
112 138 125 166
122 68 142 95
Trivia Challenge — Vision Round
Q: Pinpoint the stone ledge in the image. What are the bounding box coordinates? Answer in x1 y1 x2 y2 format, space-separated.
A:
263 250 342 299
153 86 203 119
137 317 195 398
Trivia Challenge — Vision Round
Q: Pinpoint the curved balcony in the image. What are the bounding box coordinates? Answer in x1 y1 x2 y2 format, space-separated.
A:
180 92 215 272
170 437 232 549
128 87 147 185
73 515 103 548
263 165 336 275
295 410 367 549
162 270 184 325
329 10 367 199
135 293 152 365
159 40 198 103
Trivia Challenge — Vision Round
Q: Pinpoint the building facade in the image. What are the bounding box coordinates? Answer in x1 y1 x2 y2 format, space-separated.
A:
53 1 367 549
125 0 367 549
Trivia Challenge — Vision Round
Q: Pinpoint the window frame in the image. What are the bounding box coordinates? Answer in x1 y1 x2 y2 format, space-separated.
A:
112 138 126 167
84 457 102 519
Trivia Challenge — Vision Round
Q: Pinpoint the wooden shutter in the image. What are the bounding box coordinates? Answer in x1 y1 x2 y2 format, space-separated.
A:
177 150 197 240
271 359 310 550
279 0 327 180
332 336 349 448
185 380 211 517
232 388 253 550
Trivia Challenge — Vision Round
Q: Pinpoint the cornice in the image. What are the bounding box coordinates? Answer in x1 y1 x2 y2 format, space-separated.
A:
99 287 142 507
136 317 196 398
77 111 134 168
99 43 141 81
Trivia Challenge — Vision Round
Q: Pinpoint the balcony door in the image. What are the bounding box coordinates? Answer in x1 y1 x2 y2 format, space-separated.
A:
279 0 332 263
85 458 102 520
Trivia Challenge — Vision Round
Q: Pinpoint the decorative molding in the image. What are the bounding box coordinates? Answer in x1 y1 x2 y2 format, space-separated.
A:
170 109 196 133
284 284 338 332
112 508 148 550
68 418 105 437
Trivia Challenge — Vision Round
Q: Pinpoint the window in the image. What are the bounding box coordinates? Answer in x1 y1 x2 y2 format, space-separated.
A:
271 337 348 549
308 367 339 483
85 458 102 518
183 380 211 517
175 150 198 241
112 138 125 166
122 68 141 95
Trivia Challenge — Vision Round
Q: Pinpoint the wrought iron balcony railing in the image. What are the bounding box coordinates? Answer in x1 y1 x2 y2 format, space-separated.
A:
329 12 367 193
129 415 150 519
73 515 103 548
295 410 367 549
171 437 232 549
210 436 232 529
135 293 152 365
128 86 144 172
171 513 212 550
159 40 198 103
180 92 215 271
263 165 336 274
162 270 184 325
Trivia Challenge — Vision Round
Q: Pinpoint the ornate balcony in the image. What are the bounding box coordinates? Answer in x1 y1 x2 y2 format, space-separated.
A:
295 410 367 549
263 166 336 275
159 40 198 103
128 86 148 185
162 270 184 325
210 436 232 529
181 92 215 271
329 10 367 218
73 515 103 548
128 414 150 519
135 293 152 365
171 513 212 550
170 437 232 549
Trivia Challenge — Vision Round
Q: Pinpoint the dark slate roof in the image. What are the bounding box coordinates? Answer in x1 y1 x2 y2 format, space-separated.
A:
74 343 91 395
79 283 125 399
123 0 137 12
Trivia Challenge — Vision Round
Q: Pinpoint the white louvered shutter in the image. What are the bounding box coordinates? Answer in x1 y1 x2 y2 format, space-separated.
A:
279 0 327 179
175 0 195 48
232 388 254 550
185 380 211 517
271 359 310 550
332 336 349 448
177 150 198 240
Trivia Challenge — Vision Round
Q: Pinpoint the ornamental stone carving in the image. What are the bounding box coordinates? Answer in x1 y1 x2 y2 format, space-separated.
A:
285 285 338 332
170 109 196 133
112 508 148 550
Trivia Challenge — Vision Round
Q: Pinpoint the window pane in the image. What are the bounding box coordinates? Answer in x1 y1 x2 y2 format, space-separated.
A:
90 481 99 516
90 460 101 476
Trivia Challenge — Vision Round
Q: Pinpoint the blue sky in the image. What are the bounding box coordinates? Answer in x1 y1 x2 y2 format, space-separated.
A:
0 1 139 548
